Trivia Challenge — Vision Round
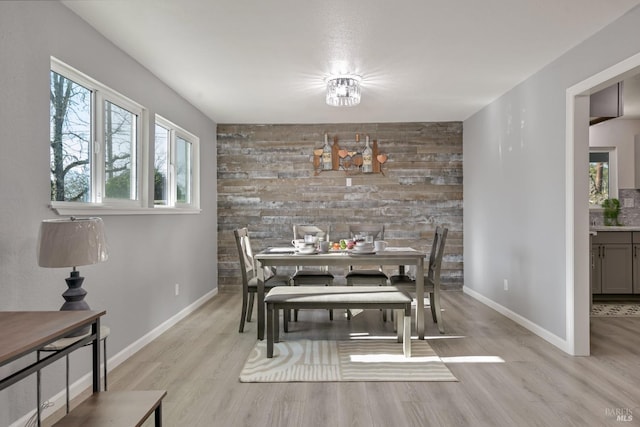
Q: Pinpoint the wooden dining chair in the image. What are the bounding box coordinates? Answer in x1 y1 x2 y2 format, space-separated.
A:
291 224 334 321
344 224 389 320
346 224 389 286
389 226 448 333
234 228 290 333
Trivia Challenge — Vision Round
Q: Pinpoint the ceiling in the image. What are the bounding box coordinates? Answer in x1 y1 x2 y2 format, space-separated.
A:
61 0 640 124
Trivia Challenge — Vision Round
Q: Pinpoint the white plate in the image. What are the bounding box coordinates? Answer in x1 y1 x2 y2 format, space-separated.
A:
268 247 296 253
295 251 318 255
349 250 376 255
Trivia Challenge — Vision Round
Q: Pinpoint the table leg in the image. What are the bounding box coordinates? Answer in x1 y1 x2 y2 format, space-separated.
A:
415 258 425 339
103 336 107 391
92 318 101 393
155 401 162 426
403 306 412 358
274 308 280 343
66 355 70 412
36 353 41 427
257 263 266 341
396 309 402 342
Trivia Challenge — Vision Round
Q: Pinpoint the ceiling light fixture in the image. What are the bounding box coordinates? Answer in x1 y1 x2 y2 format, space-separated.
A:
325 75 362 107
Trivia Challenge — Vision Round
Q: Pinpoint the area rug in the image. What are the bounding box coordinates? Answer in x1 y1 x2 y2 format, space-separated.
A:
591 304 640 317
239 339 458 382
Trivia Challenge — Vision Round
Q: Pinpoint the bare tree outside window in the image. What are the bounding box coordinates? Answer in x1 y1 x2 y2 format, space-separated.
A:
104 101 136 200
50 60 199 211
176 136 192 204
589 152 609 206
49 71 91 202
50 73 136 202
154 124 169 205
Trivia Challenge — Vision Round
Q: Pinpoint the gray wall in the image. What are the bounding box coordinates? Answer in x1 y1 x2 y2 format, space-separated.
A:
463 6 640 340
217 123 463 289
0 2 217 425
589 118 640 189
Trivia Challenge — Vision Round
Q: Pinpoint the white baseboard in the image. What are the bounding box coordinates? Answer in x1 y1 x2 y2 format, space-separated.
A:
462 286 571 354
11 288 218 427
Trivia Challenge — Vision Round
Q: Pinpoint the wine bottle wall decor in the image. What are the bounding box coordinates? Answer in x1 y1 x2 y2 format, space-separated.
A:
313 133 387 176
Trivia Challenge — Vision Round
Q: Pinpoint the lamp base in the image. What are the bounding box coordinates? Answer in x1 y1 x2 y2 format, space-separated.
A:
61 270 91 337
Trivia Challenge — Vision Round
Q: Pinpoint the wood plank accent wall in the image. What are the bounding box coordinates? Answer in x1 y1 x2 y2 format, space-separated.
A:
217 122 463 291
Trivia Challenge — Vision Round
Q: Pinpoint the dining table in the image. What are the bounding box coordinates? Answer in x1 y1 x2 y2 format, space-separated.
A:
255 247 427 340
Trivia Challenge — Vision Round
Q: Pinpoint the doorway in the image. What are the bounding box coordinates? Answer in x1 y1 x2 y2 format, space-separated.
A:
567 52 640 355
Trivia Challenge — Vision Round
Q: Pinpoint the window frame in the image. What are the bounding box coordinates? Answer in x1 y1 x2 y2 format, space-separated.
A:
50 57 200 215
95 89 145 207
154 115 200 210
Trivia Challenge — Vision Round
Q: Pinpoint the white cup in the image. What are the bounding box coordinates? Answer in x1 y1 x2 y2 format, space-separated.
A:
374 240 388 251
292 239 305 248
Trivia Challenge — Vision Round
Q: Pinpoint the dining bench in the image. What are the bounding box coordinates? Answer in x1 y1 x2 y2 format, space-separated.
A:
265 286 413 358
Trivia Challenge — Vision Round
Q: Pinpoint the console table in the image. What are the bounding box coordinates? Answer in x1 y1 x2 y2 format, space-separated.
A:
0 310 104 426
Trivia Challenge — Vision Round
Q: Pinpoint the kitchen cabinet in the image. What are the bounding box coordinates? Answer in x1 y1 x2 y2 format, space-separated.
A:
591 231 633 294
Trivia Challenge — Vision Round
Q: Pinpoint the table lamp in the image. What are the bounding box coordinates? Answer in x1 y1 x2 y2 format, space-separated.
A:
37 217 108 334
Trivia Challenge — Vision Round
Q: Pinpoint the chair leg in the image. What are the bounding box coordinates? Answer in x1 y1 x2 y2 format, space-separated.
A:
430 291 444 334
282 308 289 333
239 292 249 333
430 292 437 323
247 292 255 322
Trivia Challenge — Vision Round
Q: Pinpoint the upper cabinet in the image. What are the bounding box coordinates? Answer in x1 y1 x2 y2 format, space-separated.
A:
590 82 624 126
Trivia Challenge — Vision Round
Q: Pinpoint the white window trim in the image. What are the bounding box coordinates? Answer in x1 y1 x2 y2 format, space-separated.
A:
49 57 201 216
95 89 145 207
154 115 201 210
50 202 200 216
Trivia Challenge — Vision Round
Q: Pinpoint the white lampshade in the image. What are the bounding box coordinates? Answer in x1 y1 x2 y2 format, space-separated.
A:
38 217 109 268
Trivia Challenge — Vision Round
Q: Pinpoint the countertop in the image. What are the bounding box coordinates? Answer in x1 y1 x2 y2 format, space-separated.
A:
590 226 640 232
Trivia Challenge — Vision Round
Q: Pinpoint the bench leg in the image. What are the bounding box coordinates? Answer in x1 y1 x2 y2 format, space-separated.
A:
403 308 411 358
267 304 274 358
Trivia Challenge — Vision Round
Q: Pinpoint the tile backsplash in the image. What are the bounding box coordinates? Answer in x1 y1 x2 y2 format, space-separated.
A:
590 189 640 226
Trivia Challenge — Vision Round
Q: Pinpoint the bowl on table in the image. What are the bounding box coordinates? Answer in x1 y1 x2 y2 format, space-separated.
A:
297 245 317 254
352 243 374 253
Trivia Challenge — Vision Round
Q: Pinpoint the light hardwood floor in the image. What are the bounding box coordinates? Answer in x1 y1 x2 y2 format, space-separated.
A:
44 291 640 427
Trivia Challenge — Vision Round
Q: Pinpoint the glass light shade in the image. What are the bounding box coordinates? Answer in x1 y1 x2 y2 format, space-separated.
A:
38 217 109 268
326 75 362 107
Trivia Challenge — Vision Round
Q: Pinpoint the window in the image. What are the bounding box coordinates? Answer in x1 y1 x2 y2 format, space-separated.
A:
103 100 138 201
589 148 618 208
154 115 199 209
49 70 92 202
50 58 199 214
